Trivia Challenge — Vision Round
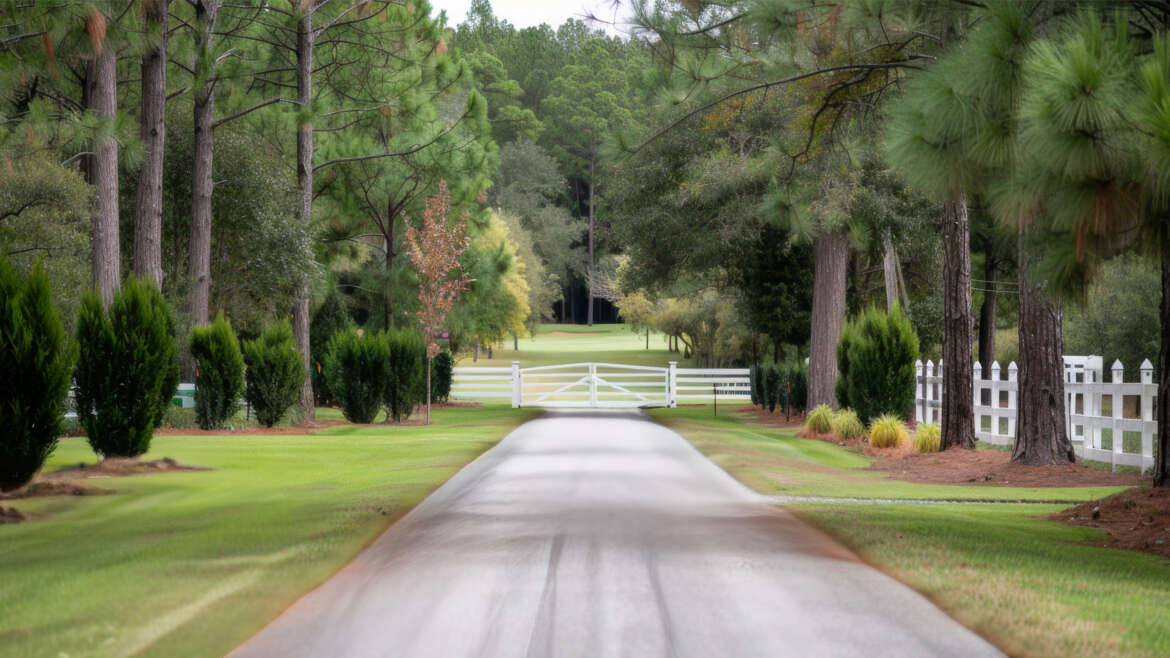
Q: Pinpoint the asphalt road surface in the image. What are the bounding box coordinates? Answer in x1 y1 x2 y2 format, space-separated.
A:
231 410 1003 658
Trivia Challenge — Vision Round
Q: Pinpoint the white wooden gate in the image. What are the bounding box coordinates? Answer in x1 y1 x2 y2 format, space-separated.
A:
452 361 751 409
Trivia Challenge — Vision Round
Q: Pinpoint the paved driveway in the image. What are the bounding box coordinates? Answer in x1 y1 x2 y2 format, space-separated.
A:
231 410 1002 658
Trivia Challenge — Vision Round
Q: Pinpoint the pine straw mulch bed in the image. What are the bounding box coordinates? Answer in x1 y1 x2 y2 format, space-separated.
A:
1054 487 1170 559
869 450 1146 488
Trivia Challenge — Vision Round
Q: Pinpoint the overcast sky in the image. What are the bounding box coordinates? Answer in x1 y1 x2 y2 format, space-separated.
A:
430 0 635 35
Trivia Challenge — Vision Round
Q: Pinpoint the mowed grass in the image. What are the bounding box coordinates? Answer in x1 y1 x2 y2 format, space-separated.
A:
654 406 1168 658
0 405 539 658
469 323 696 368
650 407 1127 501
795 504 1170 658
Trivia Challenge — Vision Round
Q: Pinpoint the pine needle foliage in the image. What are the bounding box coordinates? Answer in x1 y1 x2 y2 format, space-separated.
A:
835 305 919 424
188 313 245 430
0 259 75 491
243 322 305 428
74 278 178 458
324 329 389 424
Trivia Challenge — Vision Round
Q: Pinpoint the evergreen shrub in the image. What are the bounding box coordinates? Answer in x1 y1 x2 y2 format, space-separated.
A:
835 305 919 424
243 321 305 427
805 404 834 434
385 328 426 422
831 409 865 441
74 278 178 458
0 260 76 491
868 415 910 449
310 291 353 405
188 313 245 430
787 361 809 414
749 365 761 407
431 350 454 403
324 328 389 423
914 423 942 453
764 364 781 412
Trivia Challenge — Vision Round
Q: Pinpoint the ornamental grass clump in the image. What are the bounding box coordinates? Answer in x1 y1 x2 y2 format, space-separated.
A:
805 404 834 434
832 409 865 441
0 260 76 491
914 423 942 453
188 313 245 430
868 414 910 449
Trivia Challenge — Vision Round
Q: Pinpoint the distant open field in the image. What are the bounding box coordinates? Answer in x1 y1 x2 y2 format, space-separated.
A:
464 323 697 368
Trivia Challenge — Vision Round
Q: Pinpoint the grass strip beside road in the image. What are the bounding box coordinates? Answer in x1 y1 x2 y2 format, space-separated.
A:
0 405 539 658
653 406 1169 658
650 407 1127 502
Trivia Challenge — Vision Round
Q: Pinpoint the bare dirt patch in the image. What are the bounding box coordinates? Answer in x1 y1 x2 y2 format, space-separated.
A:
869 450 1145 488
1 506 27 523
53 457 210 478
0 480 114 500
1055 488 1170 559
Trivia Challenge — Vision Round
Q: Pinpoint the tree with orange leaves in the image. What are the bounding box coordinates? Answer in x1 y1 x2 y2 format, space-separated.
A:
404 181 473 424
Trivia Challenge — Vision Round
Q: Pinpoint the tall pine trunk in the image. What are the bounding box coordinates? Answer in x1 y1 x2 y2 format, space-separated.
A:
133 0 167 288
978 258 997 375
882 234 898 311
89 47 120 307
292 14 316 419
940 192 975 450
1013 244 1073 464
587 158 595 327
383 210 396 329
1153 249 1170 486
190 77 214 327
807 229 849 409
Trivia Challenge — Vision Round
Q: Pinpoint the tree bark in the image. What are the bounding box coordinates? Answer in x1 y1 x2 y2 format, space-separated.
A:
190 72 214 327
383 228 395 329
1153 249 1170 486
1013 244 1074 464
133 0 168 288
940 192 976 450
587 158 595 327
807 229 849 409
89 47 120 307
293 13 316 420
882 234 898 312
977 257 998 375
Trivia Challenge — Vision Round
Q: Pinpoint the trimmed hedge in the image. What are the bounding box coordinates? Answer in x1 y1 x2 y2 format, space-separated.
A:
243 321 305 427
385 328 426 422
188 313 245 430
835 305 919 424
74 278 178 458
324 329 389 423
0 260 76 491
430 350 454 403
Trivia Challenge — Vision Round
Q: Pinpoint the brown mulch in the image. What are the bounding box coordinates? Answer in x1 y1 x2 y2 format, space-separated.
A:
0 480 114 500
1054 488 1170 559
1 506 27 524
0 457 209 506
737 406 806 430
869 450 1146 488
155 419 350 436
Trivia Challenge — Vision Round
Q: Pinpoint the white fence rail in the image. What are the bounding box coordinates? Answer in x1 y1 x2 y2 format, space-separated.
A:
916 356 1157 472
453 361 750 409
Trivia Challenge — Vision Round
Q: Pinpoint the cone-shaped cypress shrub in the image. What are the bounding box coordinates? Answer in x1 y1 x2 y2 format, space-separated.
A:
154 308 180 428
311 291 354 405
324 328 389 423
243 321 305 427
788 362 809 415
74 278 178 458
385 328 426 422
0 260 76 491
764 364 781 413
838 305 919 424
749 365 761 407
431 350 453 403
188 313 245 430
835 321 859 411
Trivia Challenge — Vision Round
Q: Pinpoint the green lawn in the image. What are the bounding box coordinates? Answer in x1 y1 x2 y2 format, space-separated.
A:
653 406 1167 658
650 407 1127 501
0 406 539 658
468 323 696 368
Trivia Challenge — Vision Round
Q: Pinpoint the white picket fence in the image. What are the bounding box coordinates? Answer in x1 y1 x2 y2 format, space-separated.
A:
452 361 750 409
916 356 1157 472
